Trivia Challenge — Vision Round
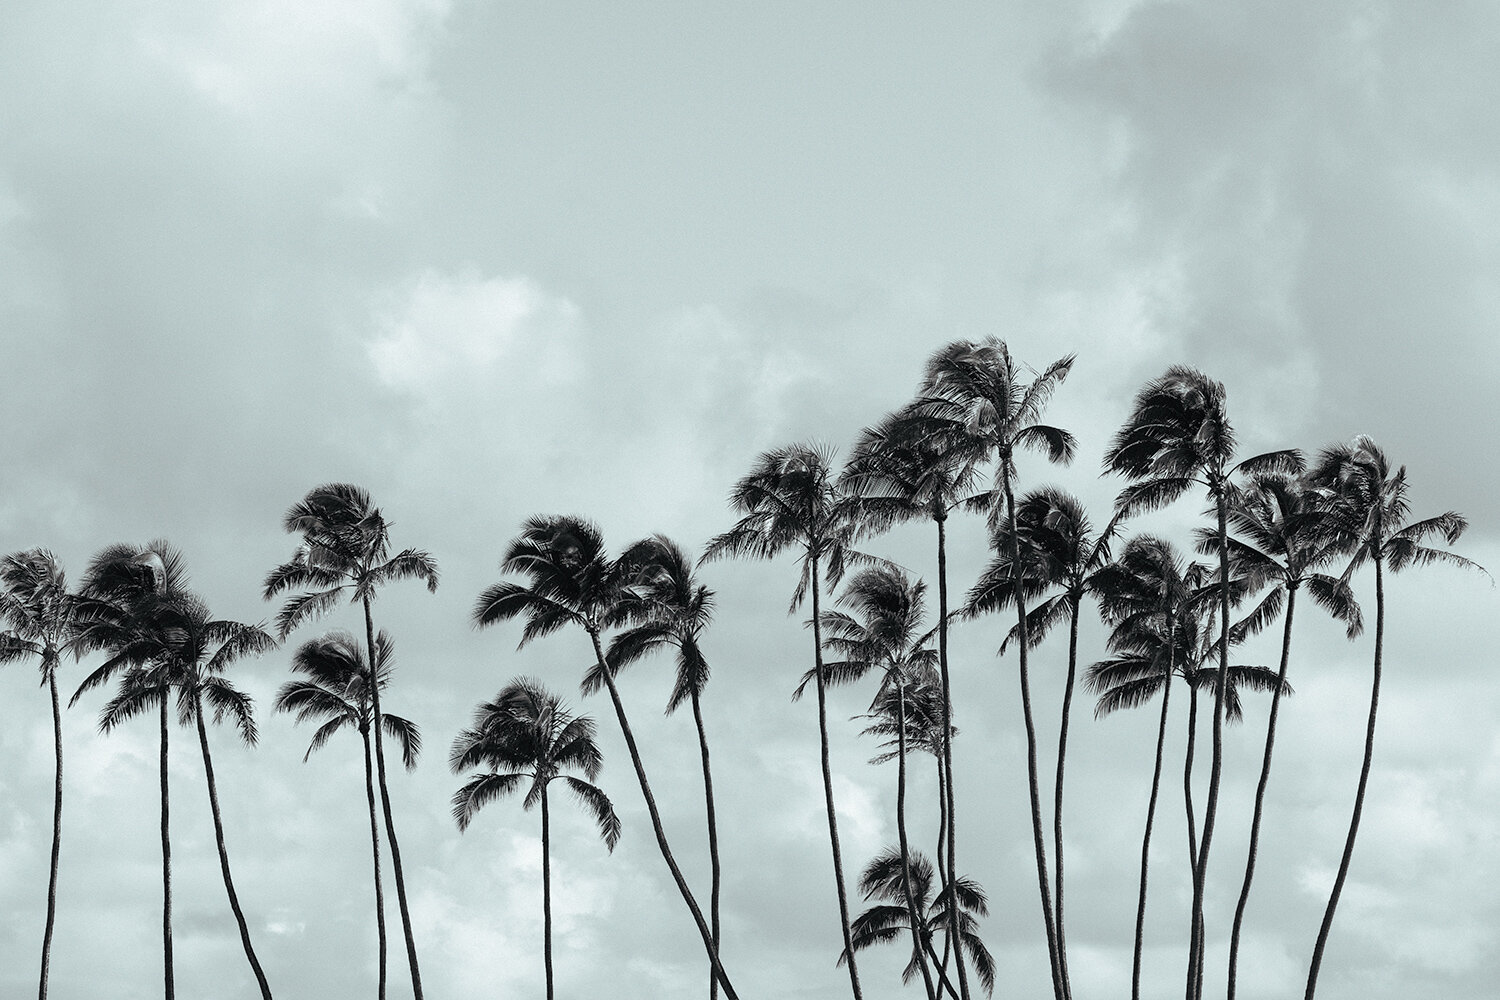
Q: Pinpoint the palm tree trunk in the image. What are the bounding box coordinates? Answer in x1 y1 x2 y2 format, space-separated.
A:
1133 640 1174 1000
361 726 388 1000
1003 477 1065 1000
192 694 273 1000
933 753 955 987
160 693 175 1000
926 939 962 1000
586 631 740 1000
1305 558 1383 999
690 690 723 1000
542 785 554 1000
1187 493 1232 1000
1228 584 1297 1000
361 596 423 1000
896 682 938 1000
934 513 972 1000
810 557 864 1000
1183 681 1200 874
38 668 63 1000
1052 599 1080 999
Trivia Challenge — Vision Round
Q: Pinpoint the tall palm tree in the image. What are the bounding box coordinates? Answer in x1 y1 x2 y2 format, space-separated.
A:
604 536 726 1000
843 406 981 1000
73 545 275 1000
702 442 868 999
1103 367 1299 1000
1302 437 1479 999
275 631 420 1000
264 483 438 1000
473 515 738 1000
967 488 1116 987
0 549 81 1000
843 848 996 1000
451 677 621 1000
815 566 942 1000
913 337 1076 1000
1220 475 1362 1000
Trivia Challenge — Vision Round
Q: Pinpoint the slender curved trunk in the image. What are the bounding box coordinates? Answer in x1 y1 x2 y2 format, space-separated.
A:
1187 494 1232 1000
1306 558 1384 999
926 938 962 1000
38 668 63 1000
1003 477 1065 1000
690 690 723 1000
896 681 938 1000
360 726 388 1000
160 694 175 1000
934 513 972 1000
192 694 273 999
1228 584 1298 999
809 557 864 1000
542 785 554 1000
586 630 740 1000
361 596 423 1000
1052 598 1080 998
1183 681 1200 873
933 753 954 986
1133 632 1175 1000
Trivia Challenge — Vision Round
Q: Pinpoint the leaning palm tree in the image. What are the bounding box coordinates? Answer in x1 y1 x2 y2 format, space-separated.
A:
1103 368 1300 1000
0 549 82 1000
473 515 738 1000
1220 475 1362 1000
73 546 275 1000
702 442 867 1000
1302 437 1479 1000
275 631 420 1000
913 338 1076 1000
967 487 1116 988
604 536 726 1000
844 847 996 1000
264 483 437 1000
451 677 621 1000
842 405 982 1000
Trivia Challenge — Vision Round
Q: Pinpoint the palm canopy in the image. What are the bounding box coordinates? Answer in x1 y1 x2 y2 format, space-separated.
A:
263 483 439 639
449 677 620 849
0 548 79 677
840 408 983 531
799 567 937 698
598 535 715 712
275 630 421 768
473 515 627 644
857 662 953 766
844 848 996 997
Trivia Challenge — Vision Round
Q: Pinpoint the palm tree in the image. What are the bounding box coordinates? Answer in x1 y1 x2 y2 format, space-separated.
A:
815 566 942 1000
73 544 275 1000
0 550 81 1000
843 406 981 1000
1302 437 1479 999
702 442 868 999
604 536 726 1000
473 515 738 1000
967 488 1116 988
1102 367 1299 1000
844 848 996 1000
1221 475 1362 1000
264 483 438 1000
451 677 621 1000
275 630 420 1000
913 337 1076 1000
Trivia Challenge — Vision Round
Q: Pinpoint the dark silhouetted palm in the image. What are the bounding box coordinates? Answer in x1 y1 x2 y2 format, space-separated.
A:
74 543 275 1000
1220 475 1362 1000
1103 367 1299 1000
1302 437 1479 1000
914 338 1075 1000
474 515 738 1000
604 536 725 1000
451 677 620 1000
844 848 995 1000
0 549 81 1000
703 443 867 1000
275 630 419 1000
264 483 437 1000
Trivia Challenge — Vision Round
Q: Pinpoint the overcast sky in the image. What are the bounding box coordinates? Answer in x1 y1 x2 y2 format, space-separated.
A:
2 2 1497 998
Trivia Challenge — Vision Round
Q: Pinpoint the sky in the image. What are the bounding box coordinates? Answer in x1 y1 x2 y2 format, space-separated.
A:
1 1 1498 998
